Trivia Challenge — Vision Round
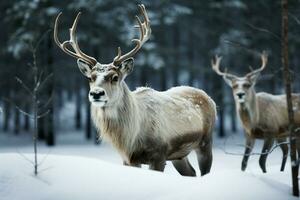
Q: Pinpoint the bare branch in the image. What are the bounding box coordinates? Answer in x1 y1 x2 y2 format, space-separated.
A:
33 29 51 52
38 93 53 110
35 73 53 91
2 97 33 118
36 70 45 88
37 110 50 119
223 39 261 56
289 13 300 26
37 149 52 166
16 149 34 165
245 22 281 41
15 77 33 96
220 135 289 156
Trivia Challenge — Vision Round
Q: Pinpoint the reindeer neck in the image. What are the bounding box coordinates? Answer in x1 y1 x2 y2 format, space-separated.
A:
237 88 259 130
91 82 139 157
102 83 135 119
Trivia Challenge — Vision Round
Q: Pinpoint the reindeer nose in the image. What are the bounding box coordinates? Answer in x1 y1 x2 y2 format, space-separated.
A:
90 90 105 99
236 92 245 99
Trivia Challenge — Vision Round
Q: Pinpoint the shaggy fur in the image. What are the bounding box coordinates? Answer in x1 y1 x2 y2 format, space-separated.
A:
91 83 216 175
211 53 300 173
223 76 300 173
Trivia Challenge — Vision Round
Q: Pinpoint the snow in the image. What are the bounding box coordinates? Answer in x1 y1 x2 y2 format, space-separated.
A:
0 132 298 200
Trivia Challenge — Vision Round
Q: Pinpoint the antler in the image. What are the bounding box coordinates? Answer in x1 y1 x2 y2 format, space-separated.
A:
113 4 151 65
211 55 237 79
246 51 268 77
54 12 97 67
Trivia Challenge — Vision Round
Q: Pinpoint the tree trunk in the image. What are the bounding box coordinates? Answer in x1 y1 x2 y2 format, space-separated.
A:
75 77 82 130
230 103 237 133
188 28 195 86
215 79 225 137
13 106 20 135
281 0 299 196
218 103 225 137
38 117 45 140
160 67 167 90
85 87 91 140
45 34 55 146
3 93 11 132
23 102 30 131
172 25 180 86
140 65 148 86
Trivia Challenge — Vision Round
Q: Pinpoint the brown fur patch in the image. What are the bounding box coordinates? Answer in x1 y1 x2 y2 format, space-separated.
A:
129 136 167 165
167 132 202 160
250 128 265 139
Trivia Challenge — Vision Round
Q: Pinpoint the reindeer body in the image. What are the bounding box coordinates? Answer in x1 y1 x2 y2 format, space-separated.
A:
238 92 300 139
211 52 300 173
237 91 300 172
92 85 216 174
54 5 216 176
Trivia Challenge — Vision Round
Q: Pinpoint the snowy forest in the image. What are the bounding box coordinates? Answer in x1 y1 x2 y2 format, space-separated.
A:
1 0 300 199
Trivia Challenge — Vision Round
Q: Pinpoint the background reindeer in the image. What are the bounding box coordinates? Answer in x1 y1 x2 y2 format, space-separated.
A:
211 52 300 173
54 5 216 176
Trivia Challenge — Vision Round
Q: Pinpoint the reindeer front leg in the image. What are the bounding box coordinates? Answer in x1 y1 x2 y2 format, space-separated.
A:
123 161 141 168
241 135 255 171
149 159 166 172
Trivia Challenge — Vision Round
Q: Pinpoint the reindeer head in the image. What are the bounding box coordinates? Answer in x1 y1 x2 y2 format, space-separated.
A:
54 5 151 107
211 52 268 105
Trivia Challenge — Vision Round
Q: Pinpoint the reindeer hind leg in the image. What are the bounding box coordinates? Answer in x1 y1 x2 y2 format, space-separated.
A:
172 157 196 177
277 138 288 171
196 134 213 176
259 138 274 173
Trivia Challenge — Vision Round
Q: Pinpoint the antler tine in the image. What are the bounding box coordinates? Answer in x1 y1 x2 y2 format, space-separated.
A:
53 12 97 67
54 12 63 48
140 4 150 26
246 51 268 77
54 12 79 58
135 15 144 41
113 4 151 65
70 12 97 66
211 55 237 79
211 55 225 76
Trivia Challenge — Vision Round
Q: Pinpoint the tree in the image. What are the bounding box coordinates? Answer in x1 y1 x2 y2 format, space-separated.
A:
11 32 52 175
281 0 299 196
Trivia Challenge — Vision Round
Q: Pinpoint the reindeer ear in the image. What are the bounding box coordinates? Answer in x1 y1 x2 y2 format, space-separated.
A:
247 73 260 84
120 58 134 76
223 75 236 87
77 59 92 78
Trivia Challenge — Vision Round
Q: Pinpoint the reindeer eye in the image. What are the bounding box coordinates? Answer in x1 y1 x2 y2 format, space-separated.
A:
232 84 238 89
112 75 119 82
243 83 251 88
91 74 97 82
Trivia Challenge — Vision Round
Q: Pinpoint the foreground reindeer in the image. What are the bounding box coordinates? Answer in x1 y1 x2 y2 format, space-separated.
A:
54 5 216 176
212 52 300 173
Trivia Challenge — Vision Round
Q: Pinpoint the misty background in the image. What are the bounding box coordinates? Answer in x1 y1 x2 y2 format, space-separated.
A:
0 0 300 146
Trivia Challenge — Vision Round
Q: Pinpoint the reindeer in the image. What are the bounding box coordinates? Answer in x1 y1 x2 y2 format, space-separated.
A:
54 5 216 176
211 52 300 173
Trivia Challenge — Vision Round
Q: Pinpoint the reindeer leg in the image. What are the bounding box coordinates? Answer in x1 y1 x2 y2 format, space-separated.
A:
196 134 213 176
149 159 166 172
277 138 288 171
123 161 141 168
172 157 196 177
241 137 255 171
259 138 274 173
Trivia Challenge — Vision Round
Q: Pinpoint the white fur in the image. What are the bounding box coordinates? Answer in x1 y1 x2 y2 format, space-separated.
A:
91 85 216 164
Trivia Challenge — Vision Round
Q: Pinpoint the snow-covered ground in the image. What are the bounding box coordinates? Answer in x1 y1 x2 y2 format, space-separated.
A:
0 131 297 200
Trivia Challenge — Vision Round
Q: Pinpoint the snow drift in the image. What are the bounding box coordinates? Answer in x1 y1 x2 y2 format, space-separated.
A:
0 153 297 200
